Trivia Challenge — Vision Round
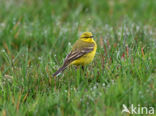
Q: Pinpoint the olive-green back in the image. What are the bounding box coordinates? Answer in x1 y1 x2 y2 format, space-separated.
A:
72 39 95 51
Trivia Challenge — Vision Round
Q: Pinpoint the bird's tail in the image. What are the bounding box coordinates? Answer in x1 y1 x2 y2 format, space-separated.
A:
53 65 68 77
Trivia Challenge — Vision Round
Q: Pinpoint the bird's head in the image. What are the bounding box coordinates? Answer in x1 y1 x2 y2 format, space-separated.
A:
80 32 94 39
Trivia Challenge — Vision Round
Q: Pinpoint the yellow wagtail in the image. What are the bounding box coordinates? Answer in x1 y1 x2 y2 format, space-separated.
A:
53 32 97 76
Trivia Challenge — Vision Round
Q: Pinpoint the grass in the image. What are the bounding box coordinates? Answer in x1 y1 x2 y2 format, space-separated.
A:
0 0 156 115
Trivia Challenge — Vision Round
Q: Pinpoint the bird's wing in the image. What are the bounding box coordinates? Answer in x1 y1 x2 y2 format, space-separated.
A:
63 47 94 66
62 39 95 66
53 47 94 77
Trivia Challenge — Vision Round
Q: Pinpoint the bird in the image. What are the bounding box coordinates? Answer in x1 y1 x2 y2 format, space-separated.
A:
53 32 97 77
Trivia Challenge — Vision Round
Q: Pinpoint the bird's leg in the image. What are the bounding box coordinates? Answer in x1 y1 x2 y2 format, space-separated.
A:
74 65 79 70
81 66 84 71
81 65 87 77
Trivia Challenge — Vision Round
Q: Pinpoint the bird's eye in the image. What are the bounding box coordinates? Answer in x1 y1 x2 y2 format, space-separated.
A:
90 36 94 38
82 36 94 38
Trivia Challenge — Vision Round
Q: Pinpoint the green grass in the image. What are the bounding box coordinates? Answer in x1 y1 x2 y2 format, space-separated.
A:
0 0 156 115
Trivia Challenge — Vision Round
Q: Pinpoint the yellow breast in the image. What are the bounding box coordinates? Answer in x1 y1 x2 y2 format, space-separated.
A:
71 39 97 66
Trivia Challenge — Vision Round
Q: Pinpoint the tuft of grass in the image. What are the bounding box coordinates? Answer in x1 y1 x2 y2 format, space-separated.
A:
0 0 156 115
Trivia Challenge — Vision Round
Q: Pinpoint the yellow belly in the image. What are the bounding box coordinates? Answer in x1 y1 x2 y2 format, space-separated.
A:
71 44 97 66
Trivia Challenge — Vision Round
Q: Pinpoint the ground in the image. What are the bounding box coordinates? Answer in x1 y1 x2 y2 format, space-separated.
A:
0 0 156 116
